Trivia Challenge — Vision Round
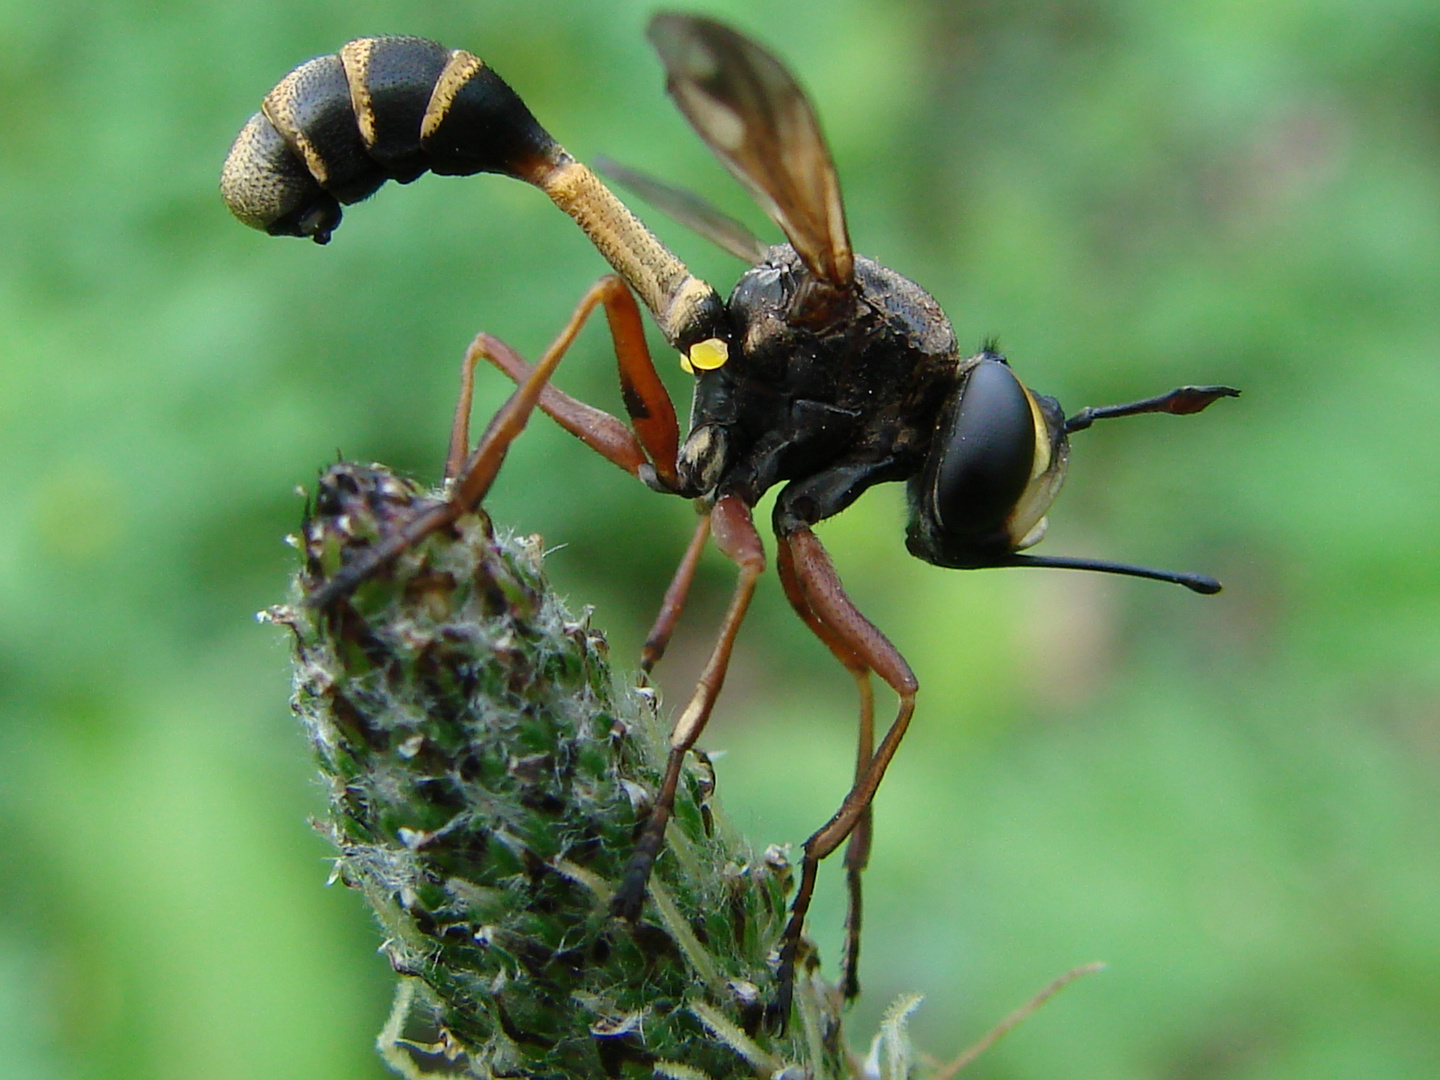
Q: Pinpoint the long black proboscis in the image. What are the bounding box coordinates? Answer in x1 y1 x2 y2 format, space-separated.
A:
1001 553 1222 594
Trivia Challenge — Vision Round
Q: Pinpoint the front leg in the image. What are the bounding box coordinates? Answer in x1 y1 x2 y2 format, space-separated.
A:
776 536 873 1002
308 276 682 609
459 274 683 491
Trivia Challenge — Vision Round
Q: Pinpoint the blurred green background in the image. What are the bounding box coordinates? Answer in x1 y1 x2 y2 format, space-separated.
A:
3 0 1439 1076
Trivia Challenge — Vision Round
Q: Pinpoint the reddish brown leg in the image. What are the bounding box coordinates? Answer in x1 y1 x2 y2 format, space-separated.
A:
641 509 712 674
456 332 654 482
769 526 918 1030
480 275 680 491
776 538 874 1001
611 495 765 920
475 275 721 677
308 277 678 609
482 295 712 676
842 722 874 995
444 338 486 481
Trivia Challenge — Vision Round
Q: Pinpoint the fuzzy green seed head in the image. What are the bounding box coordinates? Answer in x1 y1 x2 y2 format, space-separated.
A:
265 462 851 1079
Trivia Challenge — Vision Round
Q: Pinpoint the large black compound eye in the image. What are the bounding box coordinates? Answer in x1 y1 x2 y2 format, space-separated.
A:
927 358 1037 549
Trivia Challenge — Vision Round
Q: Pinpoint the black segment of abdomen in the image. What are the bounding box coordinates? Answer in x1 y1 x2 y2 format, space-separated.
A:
354 37 453 182
266 55 387 204
423 65 556 177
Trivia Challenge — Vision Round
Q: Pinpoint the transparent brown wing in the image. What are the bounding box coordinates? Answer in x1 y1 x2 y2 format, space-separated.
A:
594 155 771 264
648 13 854 292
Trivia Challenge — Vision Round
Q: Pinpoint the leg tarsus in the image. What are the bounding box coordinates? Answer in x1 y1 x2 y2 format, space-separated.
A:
840 669 875 1001
304 499 462 611
610 747 686 920
766 855 819 1034
841 858 866 1000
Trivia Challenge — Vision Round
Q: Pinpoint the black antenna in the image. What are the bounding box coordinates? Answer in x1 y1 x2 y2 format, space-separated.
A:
1064 385 1239 434
1000 553 1222 594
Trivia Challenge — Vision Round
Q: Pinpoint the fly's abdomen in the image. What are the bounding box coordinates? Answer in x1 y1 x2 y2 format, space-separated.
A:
220 36 563 243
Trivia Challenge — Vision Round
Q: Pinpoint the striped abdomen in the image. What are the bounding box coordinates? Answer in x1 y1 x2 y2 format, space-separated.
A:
220 36 563 244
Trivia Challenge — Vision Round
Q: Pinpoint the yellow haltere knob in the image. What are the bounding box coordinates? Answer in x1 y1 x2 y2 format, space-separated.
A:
683 337 729 373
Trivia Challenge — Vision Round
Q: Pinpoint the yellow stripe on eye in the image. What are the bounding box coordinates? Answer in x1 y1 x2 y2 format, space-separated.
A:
1026 388 1051 478
685 337 729 372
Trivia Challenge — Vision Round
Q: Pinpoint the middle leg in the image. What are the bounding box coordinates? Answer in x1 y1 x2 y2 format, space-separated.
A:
776 537 874 1002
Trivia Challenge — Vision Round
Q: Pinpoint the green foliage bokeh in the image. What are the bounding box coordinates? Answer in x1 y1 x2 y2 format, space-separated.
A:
1 0 1438 1077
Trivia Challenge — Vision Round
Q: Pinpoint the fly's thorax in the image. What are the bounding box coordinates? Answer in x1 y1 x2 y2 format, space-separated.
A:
725 247 958 397
725 246 809 383
680 247 961 502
